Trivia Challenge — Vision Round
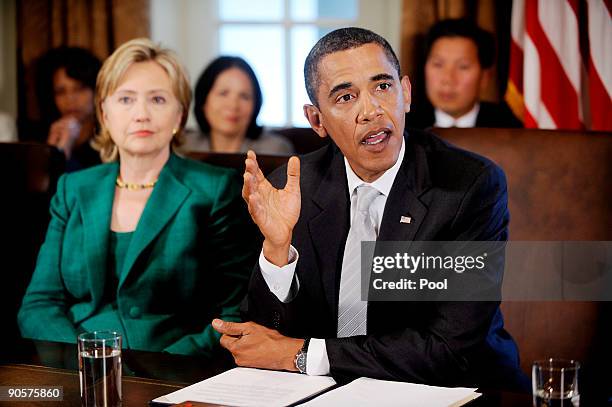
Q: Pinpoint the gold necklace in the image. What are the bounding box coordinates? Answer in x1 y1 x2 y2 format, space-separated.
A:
115 176 157 190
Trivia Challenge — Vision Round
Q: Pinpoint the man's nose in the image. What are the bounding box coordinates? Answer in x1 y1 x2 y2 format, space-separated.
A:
440 66 456 86
358 93 384 122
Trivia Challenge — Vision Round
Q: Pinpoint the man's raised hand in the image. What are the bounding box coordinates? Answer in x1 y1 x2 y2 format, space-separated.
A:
242 150 301 266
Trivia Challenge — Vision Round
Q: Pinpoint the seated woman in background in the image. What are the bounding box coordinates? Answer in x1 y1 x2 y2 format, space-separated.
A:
183 56 294 155
35 47 102 171
406 18 522 129
18 38 258 356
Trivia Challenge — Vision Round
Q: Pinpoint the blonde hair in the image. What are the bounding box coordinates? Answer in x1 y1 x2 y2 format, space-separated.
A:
93 38 192 162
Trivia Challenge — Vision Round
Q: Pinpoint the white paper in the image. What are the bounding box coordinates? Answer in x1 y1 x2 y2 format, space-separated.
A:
152 367 336 407
297 377 480 407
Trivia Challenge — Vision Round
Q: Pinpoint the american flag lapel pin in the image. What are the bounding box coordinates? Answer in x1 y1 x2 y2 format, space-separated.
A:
400 215 412 224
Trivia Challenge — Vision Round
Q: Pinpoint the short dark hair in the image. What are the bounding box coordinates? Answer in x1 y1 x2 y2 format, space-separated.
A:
425 18 495 69
35 46 101 124
304 27 401 106
193 56 263 140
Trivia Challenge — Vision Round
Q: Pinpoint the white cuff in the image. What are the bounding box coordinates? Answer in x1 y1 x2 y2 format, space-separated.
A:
259 245 299 302
306 338 330 376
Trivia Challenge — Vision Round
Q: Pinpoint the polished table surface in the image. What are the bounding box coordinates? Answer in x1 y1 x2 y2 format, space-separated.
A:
0 338 533 406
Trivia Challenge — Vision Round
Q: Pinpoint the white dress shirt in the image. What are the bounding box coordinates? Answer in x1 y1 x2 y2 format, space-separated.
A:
434 103 480 128
259 137 405 375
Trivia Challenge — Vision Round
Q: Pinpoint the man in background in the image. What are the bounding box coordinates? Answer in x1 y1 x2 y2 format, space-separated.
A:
407 18 522 129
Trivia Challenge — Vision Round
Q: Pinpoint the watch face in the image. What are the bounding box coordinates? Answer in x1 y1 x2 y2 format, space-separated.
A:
296 351 307 373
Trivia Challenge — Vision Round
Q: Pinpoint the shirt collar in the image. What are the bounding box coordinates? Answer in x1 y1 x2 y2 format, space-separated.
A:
434 103 480 128
344 135 405 198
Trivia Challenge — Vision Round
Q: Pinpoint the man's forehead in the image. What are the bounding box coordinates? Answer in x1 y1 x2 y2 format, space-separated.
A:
317 43 397 88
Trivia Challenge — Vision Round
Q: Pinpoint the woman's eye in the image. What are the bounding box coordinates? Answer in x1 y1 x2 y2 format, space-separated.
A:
118 96 132 104
152 96 166 104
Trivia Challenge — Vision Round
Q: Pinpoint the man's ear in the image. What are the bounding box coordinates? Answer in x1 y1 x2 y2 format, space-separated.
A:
400 75 412 113
303 104 328 139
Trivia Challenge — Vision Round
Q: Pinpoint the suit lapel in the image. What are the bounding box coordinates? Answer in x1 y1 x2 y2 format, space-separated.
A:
77 163 118 307
307 147 349 317
378 134 430 242
119 154 190 287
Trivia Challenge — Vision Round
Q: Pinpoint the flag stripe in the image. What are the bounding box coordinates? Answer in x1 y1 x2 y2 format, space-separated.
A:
589 56 612 130
526 0 582 128
523 33 545 128
587 0 612 131
538 0 581 93
587 0 612 97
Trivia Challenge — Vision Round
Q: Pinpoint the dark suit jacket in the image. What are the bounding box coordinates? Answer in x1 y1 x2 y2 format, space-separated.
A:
244 129 527 390
406 101 523 130
19 153 258 356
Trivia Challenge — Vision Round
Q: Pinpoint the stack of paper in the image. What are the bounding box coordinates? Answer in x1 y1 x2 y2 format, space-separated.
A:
151 367 336 406
298 377 480 407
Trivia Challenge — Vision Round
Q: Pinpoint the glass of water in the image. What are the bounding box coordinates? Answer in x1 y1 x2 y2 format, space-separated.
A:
78 331 122 407
532 358 580 407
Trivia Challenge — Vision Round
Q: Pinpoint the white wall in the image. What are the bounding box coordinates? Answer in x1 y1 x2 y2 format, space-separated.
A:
151 0 219 129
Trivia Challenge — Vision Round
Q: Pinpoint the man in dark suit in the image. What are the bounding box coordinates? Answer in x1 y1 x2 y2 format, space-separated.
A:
213 27 526 390
406 18 522 129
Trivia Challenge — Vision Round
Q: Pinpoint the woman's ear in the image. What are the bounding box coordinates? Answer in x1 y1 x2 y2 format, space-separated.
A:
303 104 328 139
99 101 107 126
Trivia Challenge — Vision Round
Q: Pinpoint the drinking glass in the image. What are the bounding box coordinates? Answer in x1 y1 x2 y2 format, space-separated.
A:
532 358 580 407
78 331 122 406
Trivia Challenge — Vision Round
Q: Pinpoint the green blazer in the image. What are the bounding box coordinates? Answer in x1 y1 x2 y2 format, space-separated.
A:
18 153 258 356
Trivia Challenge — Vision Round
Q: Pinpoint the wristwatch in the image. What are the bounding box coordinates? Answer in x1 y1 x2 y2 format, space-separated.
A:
294 338 310 374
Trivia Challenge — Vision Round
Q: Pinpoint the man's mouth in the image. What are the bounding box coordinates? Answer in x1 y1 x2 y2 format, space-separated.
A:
361 129 390 145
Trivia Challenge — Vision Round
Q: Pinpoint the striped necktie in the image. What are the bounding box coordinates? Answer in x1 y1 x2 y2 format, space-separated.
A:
337 185 380 338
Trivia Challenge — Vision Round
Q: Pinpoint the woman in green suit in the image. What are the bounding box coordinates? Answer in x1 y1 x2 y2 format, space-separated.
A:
18 38 258 356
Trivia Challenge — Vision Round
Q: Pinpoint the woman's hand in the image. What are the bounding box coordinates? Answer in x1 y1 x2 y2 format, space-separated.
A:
242 150 300 266
47 117 81 158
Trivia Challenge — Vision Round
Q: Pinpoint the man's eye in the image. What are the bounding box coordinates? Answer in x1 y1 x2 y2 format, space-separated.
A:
377 82 392 91
337 94 354 103
152 96 166 104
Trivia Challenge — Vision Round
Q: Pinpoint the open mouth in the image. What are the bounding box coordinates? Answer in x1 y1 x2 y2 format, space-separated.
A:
361 130 390 145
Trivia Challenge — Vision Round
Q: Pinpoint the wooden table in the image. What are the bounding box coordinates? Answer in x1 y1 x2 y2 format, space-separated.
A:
0 338 534 406
0 363 183 406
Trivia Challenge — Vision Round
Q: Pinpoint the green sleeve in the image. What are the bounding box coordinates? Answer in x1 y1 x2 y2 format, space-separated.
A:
18 174 80 343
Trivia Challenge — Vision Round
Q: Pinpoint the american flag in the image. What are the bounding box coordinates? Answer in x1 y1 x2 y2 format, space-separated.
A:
506 0 612 131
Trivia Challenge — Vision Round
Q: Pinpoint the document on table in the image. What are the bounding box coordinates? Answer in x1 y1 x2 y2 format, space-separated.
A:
151 367 336 407
297 377 480 407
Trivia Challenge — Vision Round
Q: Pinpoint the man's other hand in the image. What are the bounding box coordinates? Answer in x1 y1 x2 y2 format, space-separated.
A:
212 319 303 372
